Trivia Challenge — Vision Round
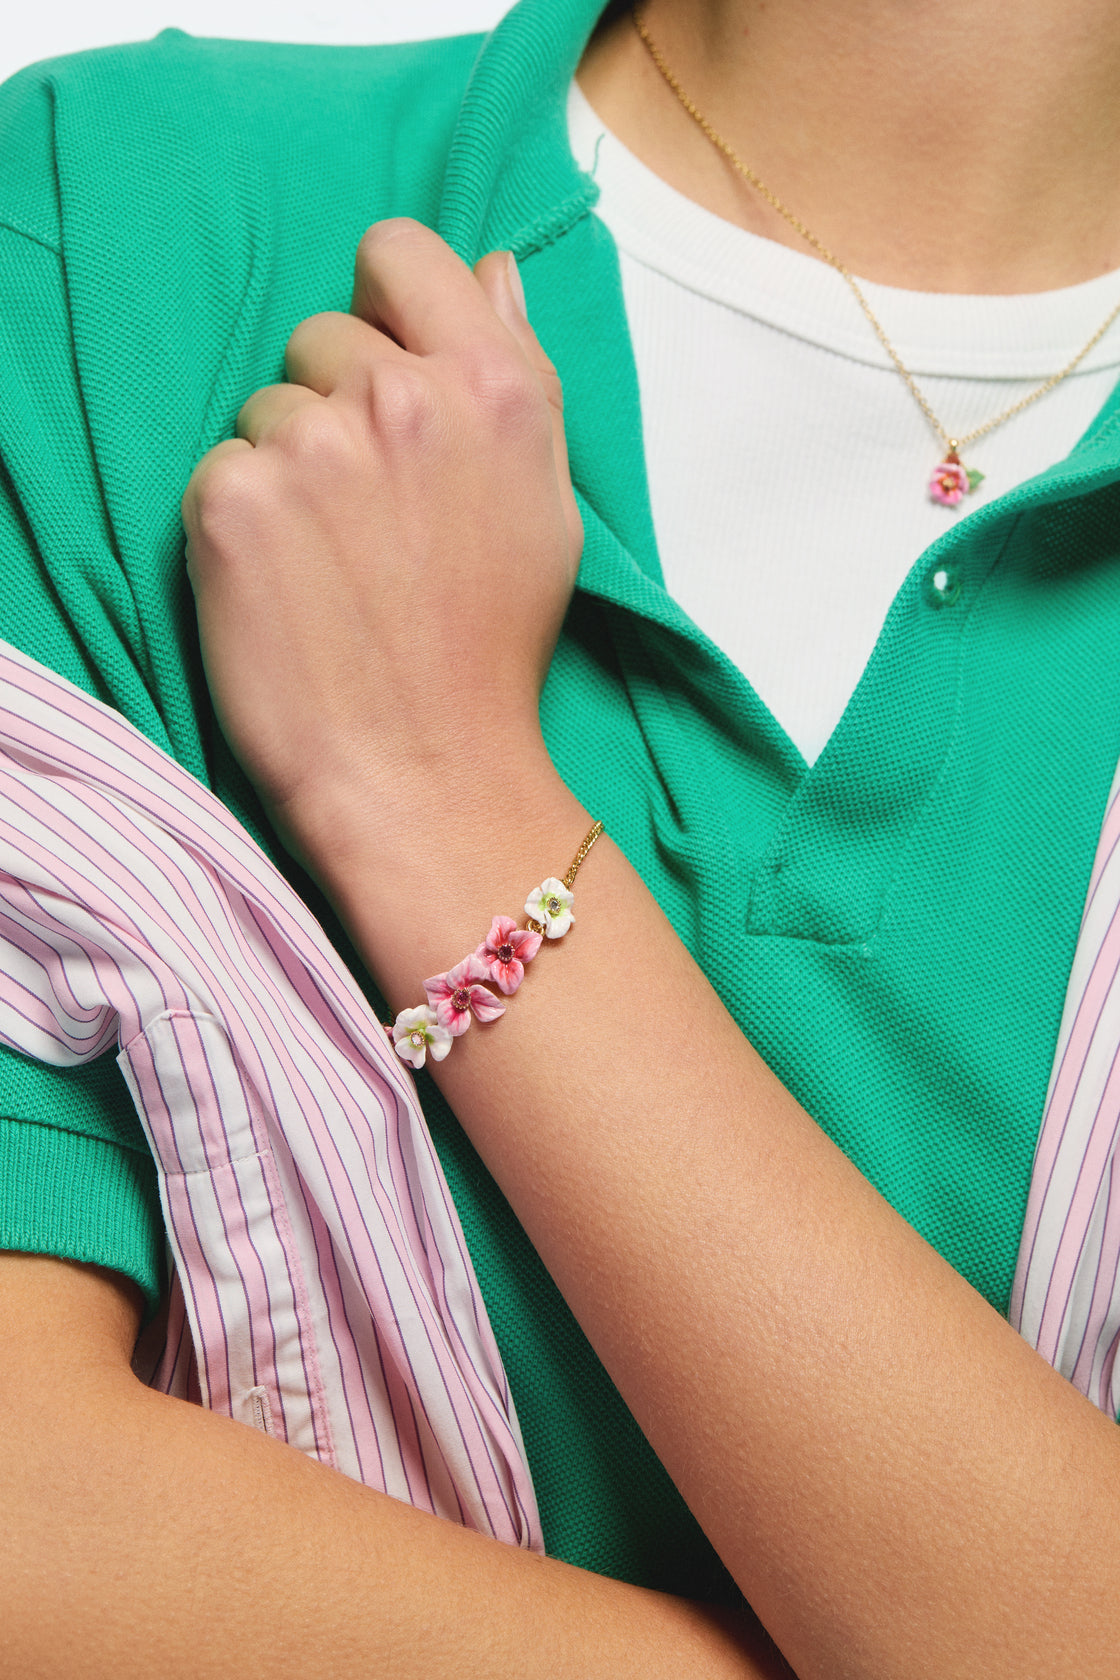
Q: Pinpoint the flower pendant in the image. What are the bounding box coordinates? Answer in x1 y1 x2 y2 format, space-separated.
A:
929 448 985 507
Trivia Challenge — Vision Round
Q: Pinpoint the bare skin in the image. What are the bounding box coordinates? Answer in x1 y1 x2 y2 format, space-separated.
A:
578 0 1120 291
180 217 1120 1678
0 1251 787 1679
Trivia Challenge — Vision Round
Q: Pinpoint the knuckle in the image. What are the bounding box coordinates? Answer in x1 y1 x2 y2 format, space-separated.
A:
285 310 346 370
369 362 441 441
459 347 539 426
278 401 358 469
182 450 258 545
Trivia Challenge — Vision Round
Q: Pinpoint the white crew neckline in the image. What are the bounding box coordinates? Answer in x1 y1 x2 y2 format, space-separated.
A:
568 80 1120 382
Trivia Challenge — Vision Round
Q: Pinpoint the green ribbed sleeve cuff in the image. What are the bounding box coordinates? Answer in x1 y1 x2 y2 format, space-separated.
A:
0 1116 164 1313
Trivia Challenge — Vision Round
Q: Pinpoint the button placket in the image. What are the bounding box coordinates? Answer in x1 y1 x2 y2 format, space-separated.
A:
925 561 963 607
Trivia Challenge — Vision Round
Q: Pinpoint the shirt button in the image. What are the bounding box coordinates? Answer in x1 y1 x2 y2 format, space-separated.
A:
925 561 962 607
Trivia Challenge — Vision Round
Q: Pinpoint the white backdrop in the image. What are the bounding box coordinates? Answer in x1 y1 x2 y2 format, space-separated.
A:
3 1 509 88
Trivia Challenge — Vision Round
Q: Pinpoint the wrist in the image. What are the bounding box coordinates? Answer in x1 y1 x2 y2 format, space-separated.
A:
276 727 564 884
283 742 589 1009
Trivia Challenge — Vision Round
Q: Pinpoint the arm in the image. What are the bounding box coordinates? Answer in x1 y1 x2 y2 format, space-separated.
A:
0 1252 785 1680
325 787 1120 1680
0 199 782 1680
184 219 1120 1680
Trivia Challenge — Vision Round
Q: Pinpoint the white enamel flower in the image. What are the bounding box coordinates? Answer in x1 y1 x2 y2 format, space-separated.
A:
524 876 574 939
391 1004 453 1069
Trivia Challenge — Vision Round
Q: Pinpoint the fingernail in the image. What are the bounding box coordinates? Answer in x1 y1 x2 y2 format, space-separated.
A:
505 251 528 319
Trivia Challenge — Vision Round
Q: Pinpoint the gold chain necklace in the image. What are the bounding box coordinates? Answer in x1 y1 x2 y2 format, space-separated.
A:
632 5 1120 506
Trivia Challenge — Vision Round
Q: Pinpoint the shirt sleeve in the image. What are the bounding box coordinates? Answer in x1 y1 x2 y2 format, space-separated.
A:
0 63 165 1308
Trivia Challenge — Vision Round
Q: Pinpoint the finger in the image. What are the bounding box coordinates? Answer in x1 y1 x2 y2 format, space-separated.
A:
284 311 404 398
351 218 519 359
236 382 326 445
181 435 252 534
473 251 564 421
180 436 254 579
474 250 582 564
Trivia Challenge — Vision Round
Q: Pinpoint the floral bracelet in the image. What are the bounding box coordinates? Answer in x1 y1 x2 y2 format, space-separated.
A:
389 820 604 1069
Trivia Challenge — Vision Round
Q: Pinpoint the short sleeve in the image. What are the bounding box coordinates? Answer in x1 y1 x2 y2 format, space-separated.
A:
0 64 166 1306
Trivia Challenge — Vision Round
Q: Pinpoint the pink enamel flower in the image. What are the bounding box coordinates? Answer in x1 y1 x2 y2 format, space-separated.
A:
928 458 969 506
391 1005 453 1070
475 915 542 995
424 955 506 1036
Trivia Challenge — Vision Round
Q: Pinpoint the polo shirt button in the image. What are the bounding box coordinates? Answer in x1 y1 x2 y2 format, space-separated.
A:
925 561 962 607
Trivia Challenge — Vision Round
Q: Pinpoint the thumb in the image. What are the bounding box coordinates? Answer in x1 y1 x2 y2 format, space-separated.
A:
474 250 582 568
474 251 561 411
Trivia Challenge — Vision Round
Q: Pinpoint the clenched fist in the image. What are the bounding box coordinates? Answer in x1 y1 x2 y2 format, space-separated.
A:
182 218 582 873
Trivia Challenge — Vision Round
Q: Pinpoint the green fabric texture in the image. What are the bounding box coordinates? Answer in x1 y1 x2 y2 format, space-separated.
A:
0 1108 164 1302
2 0 1120 1593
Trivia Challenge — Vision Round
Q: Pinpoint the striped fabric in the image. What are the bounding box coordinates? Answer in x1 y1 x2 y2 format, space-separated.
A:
0 640 541 1547
1011 760 1120 1417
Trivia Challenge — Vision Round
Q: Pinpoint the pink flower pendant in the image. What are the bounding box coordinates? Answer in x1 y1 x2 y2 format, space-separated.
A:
928 448 984 508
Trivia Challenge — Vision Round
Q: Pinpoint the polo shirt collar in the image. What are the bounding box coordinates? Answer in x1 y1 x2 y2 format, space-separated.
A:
438 0 704 634
438 0 605 262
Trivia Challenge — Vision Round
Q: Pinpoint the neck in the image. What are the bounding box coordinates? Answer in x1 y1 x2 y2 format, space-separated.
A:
578 0 1120 292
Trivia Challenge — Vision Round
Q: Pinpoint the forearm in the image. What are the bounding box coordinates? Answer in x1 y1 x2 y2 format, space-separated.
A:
308 771 1120 1680
1 1307 780 1679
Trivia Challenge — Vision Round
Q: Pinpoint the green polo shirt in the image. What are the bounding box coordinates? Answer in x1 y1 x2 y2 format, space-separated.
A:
2 0 1120 1598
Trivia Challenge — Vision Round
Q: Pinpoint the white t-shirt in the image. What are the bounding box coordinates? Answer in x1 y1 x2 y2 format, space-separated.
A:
568 81 1120 764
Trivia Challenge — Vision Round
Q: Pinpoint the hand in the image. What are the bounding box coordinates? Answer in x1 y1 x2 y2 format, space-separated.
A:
181 218 582 868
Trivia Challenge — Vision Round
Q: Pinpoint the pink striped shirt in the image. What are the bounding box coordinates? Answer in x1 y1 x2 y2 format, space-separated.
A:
1010 757 1120 1415
0 641 541 1546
